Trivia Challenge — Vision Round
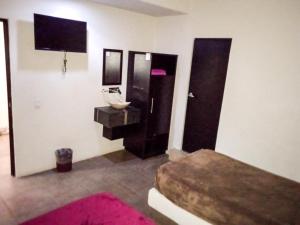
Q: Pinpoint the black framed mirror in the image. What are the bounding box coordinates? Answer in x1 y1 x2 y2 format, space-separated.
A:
102 49 123 85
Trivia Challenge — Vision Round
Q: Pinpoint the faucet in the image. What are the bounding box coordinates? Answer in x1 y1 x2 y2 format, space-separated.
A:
109 87 121 94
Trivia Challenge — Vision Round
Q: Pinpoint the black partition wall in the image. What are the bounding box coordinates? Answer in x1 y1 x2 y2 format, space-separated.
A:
124 51 177 159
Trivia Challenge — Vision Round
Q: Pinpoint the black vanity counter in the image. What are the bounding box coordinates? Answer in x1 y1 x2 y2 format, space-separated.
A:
94 106 140 128
94 106 141 140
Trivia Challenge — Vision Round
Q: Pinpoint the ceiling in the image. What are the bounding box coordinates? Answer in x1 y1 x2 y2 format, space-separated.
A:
89 0 186 17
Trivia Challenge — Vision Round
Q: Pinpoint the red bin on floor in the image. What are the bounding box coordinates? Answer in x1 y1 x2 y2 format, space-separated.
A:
55 148 73 172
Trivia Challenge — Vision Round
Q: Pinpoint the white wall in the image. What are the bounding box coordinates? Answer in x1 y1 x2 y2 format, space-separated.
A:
0 0 156 176
0 22 9 132
155 0 300 182
2 0 300 181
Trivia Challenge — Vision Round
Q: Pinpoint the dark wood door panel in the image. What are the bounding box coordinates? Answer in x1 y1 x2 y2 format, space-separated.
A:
183 38 232 152
148 76 175 137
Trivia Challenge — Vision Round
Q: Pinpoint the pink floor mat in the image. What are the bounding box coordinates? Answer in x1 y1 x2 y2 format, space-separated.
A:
20 192 156 225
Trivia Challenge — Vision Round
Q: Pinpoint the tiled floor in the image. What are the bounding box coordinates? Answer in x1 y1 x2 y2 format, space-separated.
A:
0 149 176 225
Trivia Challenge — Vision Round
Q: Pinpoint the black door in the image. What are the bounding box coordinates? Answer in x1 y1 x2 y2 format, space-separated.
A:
182 38 232 152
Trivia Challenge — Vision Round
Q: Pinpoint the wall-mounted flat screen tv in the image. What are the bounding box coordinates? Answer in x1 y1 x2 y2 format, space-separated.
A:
34 13 87 53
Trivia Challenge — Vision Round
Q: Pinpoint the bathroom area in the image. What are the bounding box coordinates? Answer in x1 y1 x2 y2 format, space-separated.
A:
95 50 178 159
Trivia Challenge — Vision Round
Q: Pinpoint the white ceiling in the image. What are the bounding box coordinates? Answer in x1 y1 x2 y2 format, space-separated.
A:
89 0 186 17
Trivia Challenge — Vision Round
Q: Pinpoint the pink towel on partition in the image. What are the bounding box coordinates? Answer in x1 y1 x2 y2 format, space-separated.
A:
151 69 167 76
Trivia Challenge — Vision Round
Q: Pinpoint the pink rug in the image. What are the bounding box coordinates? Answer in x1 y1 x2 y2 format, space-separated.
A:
20 193 156 225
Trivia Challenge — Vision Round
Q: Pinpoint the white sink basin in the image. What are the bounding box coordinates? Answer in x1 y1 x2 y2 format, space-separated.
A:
109 101 131 109
102 90 130 109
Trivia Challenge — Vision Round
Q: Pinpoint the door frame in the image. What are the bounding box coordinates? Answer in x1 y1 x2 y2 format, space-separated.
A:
1 18 15 176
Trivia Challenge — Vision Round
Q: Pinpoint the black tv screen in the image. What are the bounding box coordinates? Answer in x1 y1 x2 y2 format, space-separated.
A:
34 14 87 53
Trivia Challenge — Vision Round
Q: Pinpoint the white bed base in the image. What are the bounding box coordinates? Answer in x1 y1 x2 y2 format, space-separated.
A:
148 188 212 225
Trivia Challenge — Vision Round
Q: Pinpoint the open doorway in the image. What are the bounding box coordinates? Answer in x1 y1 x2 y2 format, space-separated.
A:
0 18 15 176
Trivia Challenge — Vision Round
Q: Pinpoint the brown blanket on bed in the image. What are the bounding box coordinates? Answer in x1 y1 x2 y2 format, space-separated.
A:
155 150 300 225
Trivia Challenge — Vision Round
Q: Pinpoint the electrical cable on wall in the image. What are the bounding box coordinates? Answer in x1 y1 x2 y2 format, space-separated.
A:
63 51 67 73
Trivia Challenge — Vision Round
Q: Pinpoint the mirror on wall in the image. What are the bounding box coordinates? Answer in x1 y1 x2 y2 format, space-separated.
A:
102 49 123 85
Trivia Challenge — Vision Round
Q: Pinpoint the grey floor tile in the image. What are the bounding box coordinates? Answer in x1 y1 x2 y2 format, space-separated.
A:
0 150 176 225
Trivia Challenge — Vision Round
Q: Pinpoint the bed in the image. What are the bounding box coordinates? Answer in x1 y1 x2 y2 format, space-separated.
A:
148 150 300 225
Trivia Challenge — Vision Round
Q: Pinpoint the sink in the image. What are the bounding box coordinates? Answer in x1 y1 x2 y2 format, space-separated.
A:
109 101 131 110
102 89 130 109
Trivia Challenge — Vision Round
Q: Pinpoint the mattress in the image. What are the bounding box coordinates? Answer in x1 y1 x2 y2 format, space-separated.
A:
148 188 212 225
155 150 300 225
